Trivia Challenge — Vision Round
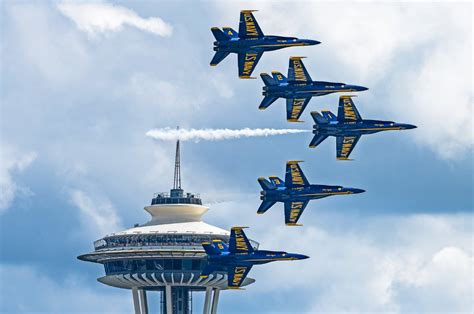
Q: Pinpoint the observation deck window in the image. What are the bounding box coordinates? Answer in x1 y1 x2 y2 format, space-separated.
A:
104 258 208 275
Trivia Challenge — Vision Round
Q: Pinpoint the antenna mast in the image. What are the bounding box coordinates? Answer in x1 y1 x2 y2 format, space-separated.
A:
173 128 181 190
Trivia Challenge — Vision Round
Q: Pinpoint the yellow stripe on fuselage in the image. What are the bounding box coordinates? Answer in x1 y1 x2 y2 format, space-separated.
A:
243 258 297 262
352 127 402 131
254 43 307 48
299 191 351 196
303 89 356 93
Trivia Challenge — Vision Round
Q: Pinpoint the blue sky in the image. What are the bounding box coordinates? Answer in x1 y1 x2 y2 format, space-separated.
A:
0 1 472 313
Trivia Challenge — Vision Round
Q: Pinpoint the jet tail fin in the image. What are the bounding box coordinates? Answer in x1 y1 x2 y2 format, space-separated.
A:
210 51 230 66
222 27 238 38
202 241 222 256
311 111 329 125
211 27 229 41
321 110 337 122
269 176 285 187
258 177 276 191
260 73 278 86
271 71 287 83
211 239 228 253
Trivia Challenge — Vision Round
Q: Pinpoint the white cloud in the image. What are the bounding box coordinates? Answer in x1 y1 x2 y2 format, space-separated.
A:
57 2 172 37
235 213 474 313
0 144 37 212
70 189 122 237
0 264 132 313
389 39 473 159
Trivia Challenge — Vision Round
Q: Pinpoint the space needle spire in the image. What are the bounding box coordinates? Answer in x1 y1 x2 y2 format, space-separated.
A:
170 127 184 198
173 134 181 190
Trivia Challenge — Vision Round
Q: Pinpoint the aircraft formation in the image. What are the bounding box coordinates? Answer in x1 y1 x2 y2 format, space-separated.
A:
202 10 416 289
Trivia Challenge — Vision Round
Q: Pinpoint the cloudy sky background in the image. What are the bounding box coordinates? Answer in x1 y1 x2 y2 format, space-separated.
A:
1 1 472 313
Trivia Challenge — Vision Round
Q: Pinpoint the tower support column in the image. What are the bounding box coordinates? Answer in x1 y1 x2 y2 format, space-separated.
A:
203 287 212 314
165 285 173 314
138 289 149 314
210 288 220 314
132 287 141 314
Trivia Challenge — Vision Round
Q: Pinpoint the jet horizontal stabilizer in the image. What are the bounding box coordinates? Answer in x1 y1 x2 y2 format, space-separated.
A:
257 200 277 214
309 132 329 148
210 51 230 66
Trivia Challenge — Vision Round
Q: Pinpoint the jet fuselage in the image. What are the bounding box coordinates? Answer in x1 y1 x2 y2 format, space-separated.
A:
208 250 308 266
263 81 368 98
261 184 364 203
314 120 417 136
213 36 319 53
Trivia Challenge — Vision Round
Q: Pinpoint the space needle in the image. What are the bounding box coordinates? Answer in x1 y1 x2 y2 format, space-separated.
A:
78 139 256 314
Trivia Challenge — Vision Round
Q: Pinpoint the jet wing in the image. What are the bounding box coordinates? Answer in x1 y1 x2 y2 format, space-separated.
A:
227 264 253 289
239 10 264 39
238 50 263 78
286 97 311 122
336 135 361 160
288 57 312 83
284 200 309 225
229 227 254 254
337 96 362 122
285 161 310 187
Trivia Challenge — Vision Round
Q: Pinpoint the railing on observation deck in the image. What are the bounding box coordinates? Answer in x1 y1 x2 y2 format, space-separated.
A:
93 234 259 251
151 192 202 205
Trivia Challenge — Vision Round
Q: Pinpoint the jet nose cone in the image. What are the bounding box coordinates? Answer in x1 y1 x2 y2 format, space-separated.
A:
355 85 369 92
402 124 417 130
304 39 321 46
351 188 366 194
293 254 309 260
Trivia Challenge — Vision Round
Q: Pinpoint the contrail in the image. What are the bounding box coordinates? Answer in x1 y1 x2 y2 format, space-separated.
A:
146 127 309 142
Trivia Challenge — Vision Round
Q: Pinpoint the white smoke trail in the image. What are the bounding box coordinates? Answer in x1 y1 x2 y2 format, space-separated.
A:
146 127 309 142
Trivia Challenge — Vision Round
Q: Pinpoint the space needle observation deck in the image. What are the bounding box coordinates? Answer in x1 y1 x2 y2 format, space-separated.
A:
78 140 256 314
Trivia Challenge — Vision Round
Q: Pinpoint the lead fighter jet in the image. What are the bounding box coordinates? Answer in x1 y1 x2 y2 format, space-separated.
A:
210 10 320 79
200 227 308 289
258 161 365 225
260 57 368 122
310 96 417 160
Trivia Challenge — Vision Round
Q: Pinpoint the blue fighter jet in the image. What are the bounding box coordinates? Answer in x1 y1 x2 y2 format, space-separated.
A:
258 161 365 225
210 10 320 79
200 226 308 289
259 57 368 122
310 96 417 160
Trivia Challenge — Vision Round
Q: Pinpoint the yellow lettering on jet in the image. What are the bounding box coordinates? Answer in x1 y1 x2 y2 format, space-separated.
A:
242 52 257 76
292 60 307 81
340 136 356 157
232 266 247 285
234 230 249 251
289 202 304 222
343 98 357 120
291 98 306 119
244 14 258 37
290 164 305 185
